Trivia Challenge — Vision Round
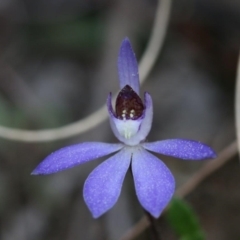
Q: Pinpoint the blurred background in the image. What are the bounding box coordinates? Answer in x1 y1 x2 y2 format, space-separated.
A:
0 0 239 239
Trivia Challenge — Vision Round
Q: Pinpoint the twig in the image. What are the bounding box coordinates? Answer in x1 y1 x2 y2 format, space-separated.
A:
139 0 171 83
0 0 171 142
235 52 240 159
145 211 162 240
119 216 149 240
176 141 237 197
119 140 238 240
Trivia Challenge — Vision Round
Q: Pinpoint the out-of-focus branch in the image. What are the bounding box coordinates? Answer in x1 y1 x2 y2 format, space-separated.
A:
0 0 171 142
119 141 238 240
139 0 171 83
235 52 240 158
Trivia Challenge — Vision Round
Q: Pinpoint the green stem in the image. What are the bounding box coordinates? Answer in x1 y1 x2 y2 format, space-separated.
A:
145 210 162 240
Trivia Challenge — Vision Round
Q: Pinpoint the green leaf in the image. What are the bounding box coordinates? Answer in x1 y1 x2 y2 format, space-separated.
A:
166 198 205 240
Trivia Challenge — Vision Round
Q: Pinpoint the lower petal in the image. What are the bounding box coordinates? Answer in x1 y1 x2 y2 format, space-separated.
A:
132 148 175 218
83 148 131 218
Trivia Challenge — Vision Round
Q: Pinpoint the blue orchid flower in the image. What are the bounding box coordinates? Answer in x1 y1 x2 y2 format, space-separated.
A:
32 38 216 218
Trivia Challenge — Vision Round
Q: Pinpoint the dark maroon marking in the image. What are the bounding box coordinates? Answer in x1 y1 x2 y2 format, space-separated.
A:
115 85 144 120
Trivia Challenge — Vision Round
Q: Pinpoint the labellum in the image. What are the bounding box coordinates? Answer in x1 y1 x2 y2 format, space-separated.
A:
115 85 144 120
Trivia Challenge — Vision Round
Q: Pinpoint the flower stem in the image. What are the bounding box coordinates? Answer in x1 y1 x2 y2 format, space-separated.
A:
145 210 162 240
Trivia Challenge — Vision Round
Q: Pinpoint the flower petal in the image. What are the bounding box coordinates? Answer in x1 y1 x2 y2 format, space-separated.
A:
130 92 153 143
142 139 216 160
118 38 140 94
132 148 175 218
32 142 123 175
83 149 131 218
107 93 127 143
107 92 153 146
